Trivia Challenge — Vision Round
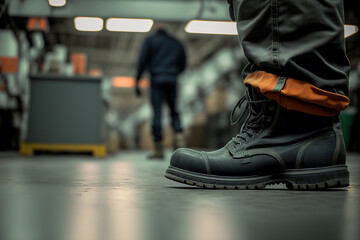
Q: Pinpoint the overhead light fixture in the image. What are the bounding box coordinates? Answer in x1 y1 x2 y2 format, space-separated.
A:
106 18 154 32
48 0 66 7
345 24 358 38
185 20 237 35
186 20 358 38
74 17 103 32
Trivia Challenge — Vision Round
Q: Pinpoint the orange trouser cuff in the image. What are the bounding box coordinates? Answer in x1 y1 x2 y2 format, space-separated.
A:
244 71 350 117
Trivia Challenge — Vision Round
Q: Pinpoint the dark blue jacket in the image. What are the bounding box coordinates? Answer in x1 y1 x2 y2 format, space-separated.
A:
136 30 186 82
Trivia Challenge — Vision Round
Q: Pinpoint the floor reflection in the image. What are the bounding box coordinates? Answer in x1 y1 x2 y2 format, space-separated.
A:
0 152 359 240
66 161 145 240
105 162 143 240
186 200 237 240
67 162 100 240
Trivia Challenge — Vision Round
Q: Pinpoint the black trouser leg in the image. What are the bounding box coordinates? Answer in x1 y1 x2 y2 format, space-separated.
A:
233 0 350 97
150 84 164 142
164 82 183 133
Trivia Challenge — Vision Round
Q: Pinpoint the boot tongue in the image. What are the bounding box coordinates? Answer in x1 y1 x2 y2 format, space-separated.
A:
247 86 263 113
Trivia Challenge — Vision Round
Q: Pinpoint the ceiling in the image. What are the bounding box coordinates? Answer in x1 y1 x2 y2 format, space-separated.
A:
7 0 239 77
44 19 239 77
5 0 360 77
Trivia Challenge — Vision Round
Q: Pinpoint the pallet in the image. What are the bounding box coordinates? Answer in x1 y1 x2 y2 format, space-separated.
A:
20 142 107 157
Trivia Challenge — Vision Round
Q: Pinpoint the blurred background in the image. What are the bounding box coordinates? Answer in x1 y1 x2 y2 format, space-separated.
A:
1 2 360 240
0 0 359 156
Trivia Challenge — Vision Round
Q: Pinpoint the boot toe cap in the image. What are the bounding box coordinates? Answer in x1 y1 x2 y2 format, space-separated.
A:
170 148 209 174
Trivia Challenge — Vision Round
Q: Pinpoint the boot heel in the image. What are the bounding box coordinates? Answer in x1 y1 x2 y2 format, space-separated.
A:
282 165 349 190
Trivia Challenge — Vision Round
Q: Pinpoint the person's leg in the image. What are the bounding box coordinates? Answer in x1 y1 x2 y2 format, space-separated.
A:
165 0 350 189
149 83 164 158
235 0 350 116
165 81 183 133
164 80 185 149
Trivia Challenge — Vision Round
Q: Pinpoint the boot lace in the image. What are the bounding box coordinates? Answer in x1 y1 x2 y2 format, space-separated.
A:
230 91 272 145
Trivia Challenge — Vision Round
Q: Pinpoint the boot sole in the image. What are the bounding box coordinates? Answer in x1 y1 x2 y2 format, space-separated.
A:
165 165 349 190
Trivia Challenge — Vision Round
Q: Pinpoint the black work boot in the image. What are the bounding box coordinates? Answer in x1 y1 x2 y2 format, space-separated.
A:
148 142 164 159
174 133 186 150
165 88 349 190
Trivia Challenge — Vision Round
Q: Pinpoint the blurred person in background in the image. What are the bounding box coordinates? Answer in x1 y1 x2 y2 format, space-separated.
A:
135 22 186 159
165 0 351 190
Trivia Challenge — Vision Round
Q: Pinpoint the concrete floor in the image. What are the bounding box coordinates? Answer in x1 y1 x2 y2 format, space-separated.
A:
0 151 359 240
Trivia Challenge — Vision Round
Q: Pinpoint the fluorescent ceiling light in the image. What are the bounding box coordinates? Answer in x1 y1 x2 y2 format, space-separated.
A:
345 25 358 38
186 20 358 38
106 18 154 32
74 17 103 32
48 0 66 7
185 20 237 35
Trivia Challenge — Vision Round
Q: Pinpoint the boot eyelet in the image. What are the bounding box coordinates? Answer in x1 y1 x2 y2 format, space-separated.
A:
268 105 275 111
265 116 272 122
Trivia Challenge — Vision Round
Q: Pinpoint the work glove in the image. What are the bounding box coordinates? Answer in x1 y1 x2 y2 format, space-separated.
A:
226 0 235 21
135 85 142 97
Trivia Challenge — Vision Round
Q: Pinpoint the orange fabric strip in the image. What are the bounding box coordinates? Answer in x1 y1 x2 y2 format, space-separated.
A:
244 71 350 117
